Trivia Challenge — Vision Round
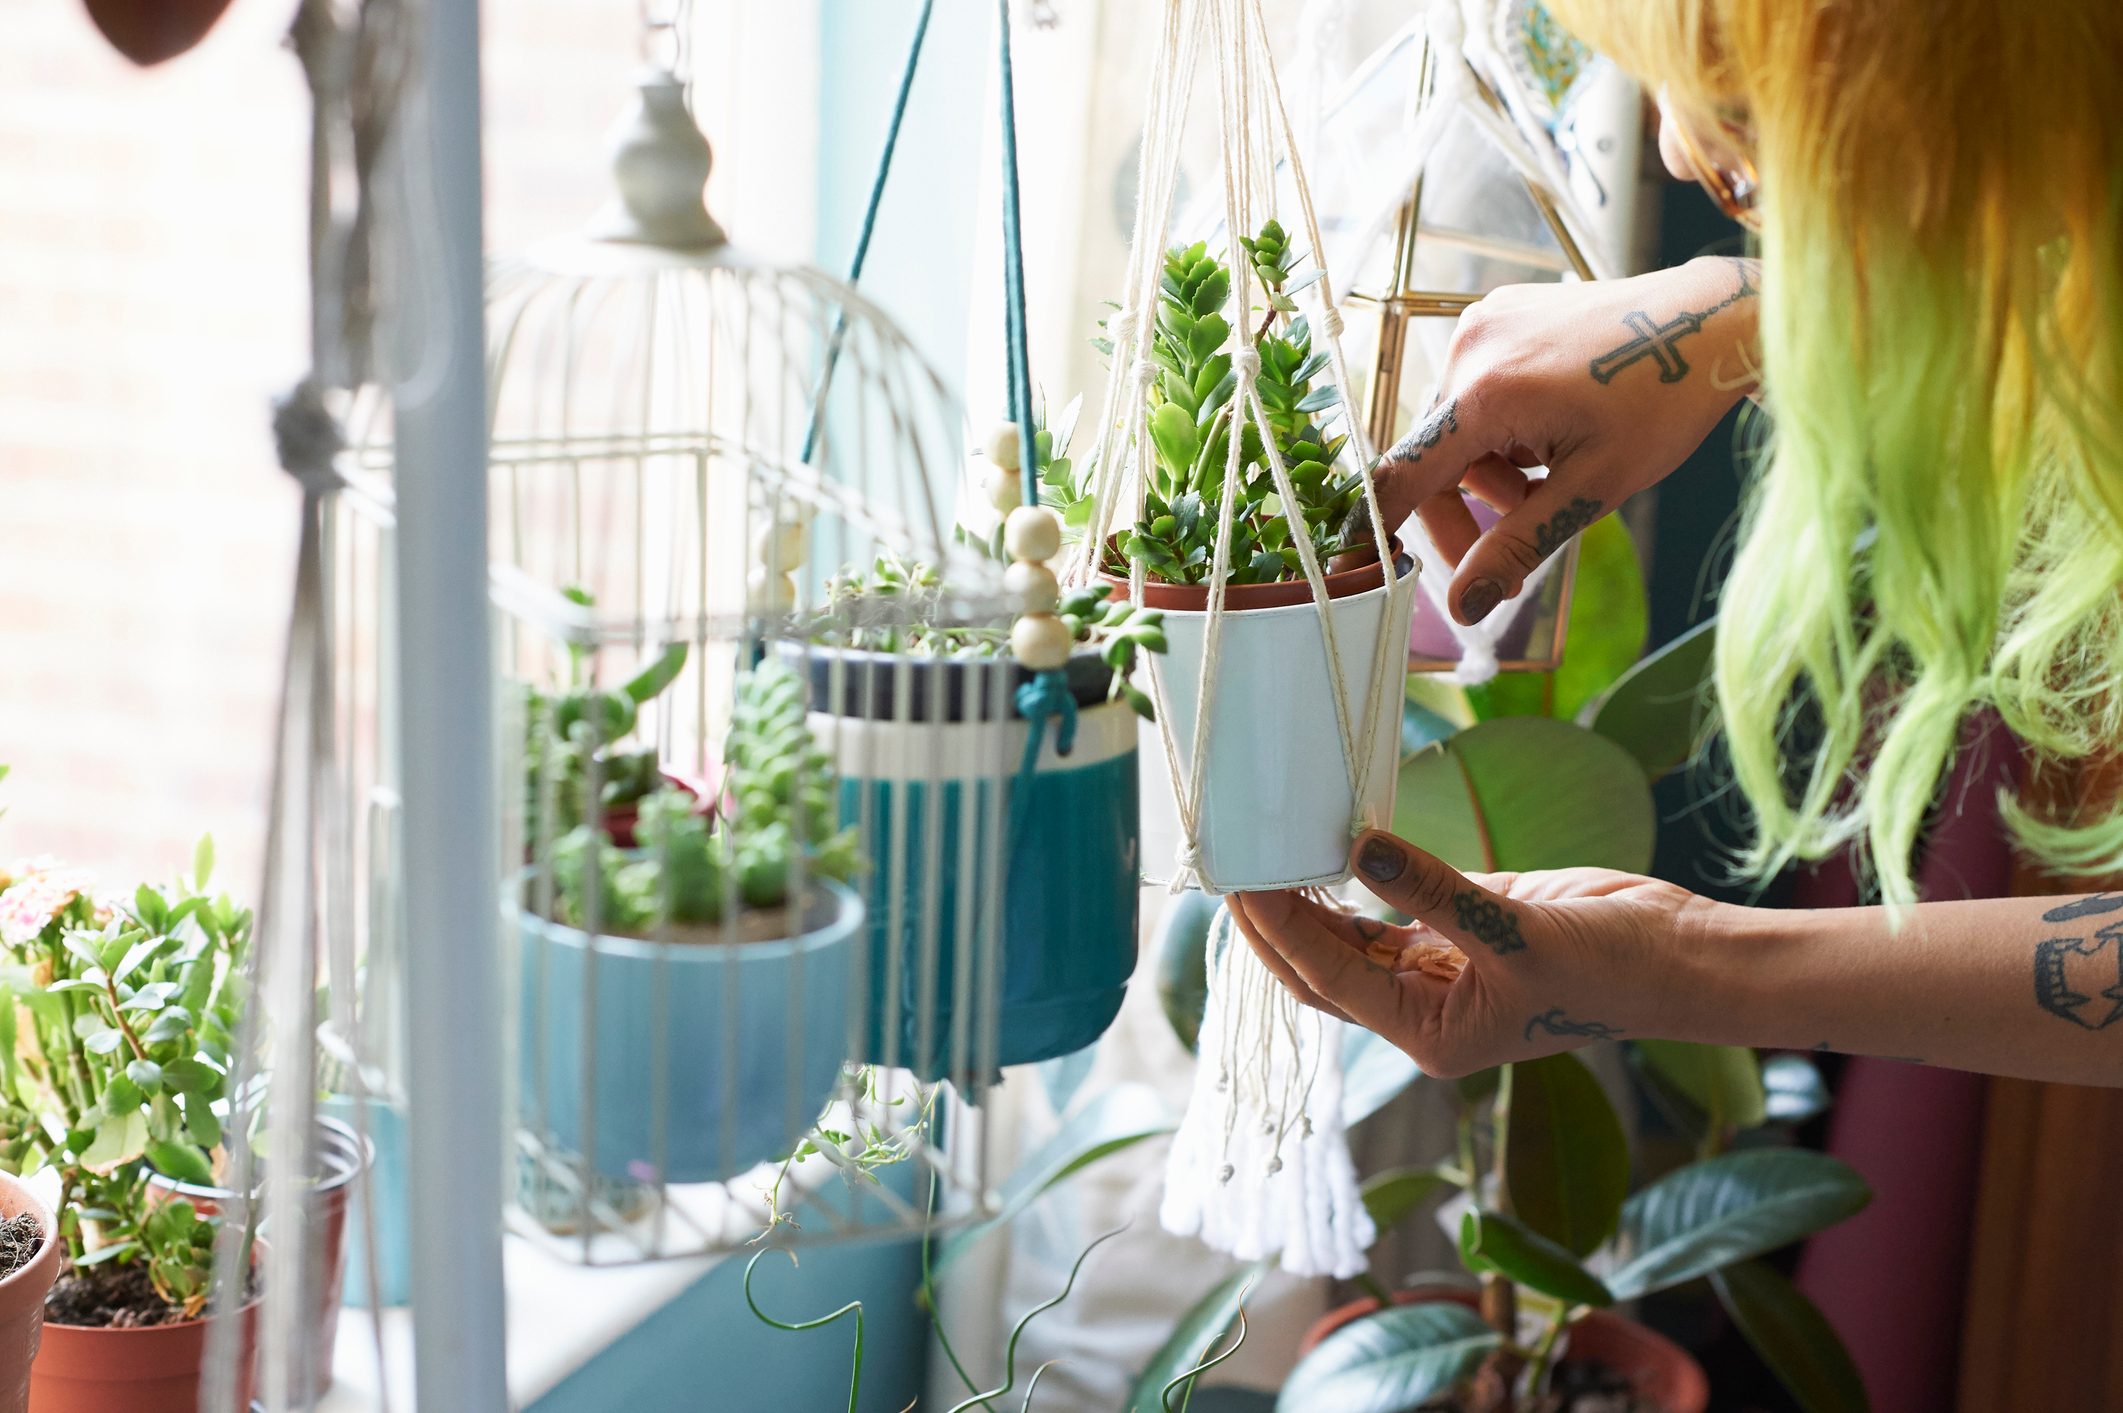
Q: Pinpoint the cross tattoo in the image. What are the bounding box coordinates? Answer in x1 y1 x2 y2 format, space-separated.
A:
1589 309 1706 385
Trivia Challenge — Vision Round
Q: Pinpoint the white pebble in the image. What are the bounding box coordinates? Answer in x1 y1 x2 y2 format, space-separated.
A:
1010 612 1073 670
1003 505 1063 564
1003 560 1060 615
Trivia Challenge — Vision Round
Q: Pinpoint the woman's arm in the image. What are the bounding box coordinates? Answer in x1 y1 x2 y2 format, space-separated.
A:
1229 830 2123 1088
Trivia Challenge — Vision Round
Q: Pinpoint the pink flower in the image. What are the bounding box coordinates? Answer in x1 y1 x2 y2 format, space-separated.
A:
0 861 96 948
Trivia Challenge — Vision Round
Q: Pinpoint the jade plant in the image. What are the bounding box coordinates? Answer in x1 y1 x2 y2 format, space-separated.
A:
546 659 858 933
0 837 252 1322
817 548 1168 721
1105 221 1369 587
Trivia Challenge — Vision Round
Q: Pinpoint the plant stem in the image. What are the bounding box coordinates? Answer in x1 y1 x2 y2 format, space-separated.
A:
101 974 149 1062
1355 1269 1394 1306
1522 1308 1570 1401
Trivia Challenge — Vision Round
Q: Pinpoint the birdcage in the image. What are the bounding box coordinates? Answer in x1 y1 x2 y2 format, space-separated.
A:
466 55 1025 1262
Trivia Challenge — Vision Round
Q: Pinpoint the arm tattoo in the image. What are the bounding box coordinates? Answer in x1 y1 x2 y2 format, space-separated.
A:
1531 497 1603 560
1588 262 1758 386
2034 903 2123 1030
1349 914 1390 942
1523 1008 1622 1042
1452 890 1526 956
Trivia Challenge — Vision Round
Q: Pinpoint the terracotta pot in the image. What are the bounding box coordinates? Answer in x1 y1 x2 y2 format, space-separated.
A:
0 1175 62 1413
1298 1288 1709 1413
145 1118 367 1401
30 1298 258 1413
1098 534 1404 611
79 0 236 66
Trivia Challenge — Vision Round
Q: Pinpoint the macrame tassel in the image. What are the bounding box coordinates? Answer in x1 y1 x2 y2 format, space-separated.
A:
1161 904 1374 1278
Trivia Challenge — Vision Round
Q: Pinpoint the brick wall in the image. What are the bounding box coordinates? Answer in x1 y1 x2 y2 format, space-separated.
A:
0 0 650 890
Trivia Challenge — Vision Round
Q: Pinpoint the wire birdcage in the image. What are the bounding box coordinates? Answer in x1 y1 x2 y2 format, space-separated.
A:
467 53 1014 1264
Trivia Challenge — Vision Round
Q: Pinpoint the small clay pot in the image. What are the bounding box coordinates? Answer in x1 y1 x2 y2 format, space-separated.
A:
0 1175 62 1413
29 1303 259 1413
1298 1288 1709 1413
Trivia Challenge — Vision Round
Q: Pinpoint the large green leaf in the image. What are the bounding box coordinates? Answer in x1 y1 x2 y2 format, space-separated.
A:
1360 1166 1454 1235
1464 515 1648 723
1504 1054 1630 1256
1452 717 1657 874
1712 1260 1870 1413
1634 1041 1767 1136
935 1085 1172 1272
1606 1149 1872 1300
1129 1261 1266 1412
1342 1026 1423 1128
1458 1210 1613 1309
1276 1303 1499 1413
1154 889 1222 1053
1583 617 1716 780
1392 743 1491 873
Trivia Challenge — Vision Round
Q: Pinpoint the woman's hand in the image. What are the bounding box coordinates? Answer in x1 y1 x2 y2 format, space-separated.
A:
1227 830 1713 1077
1365 256 1759 626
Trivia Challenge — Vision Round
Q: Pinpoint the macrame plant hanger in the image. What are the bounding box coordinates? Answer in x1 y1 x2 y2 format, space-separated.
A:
1060 0 1406 1277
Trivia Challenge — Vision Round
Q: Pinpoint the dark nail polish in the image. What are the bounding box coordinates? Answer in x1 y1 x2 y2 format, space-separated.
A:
1459 579 1503 624
1356 835 1406 883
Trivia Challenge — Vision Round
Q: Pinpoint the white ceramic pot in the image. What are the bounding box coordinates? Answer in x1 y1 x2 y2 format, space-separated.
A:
1138 564 1418 892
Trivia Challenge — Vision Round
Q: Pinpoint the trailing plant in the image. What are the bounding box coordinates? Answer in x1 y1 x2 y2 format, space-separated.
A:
0 837 252 1320
522 586 689 847
816 550 1168 721
1107 222 1369 587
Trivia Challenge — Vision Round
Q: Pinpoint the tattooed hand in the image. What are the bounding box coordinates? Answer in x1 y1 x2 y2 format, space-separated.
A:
1364 256 1759 625
1228 830 1709 1077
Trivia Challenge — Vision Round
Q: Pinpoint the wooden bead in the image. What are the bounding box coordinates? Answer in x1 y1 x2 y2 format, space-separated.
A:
751 516 807 571
1004 505 1063 564
1011 612 1074 670
984 466 1023 515
747 568 796 614
984 422 1022 472
1003 560 1060 614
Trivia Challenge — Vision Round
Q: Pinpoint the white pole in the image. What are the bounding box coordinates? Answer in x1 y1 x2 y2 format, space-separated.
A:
391 0 510 1404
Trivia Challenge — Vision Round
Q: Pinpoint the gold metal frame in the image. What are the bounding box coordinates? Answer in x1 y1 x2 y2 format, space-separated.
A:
1347 33 1595 674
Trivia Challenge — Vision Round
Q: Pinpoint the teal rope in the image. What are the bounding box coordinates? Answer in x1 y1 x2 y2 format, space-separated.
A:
996 0 1041 507
800 0 937 464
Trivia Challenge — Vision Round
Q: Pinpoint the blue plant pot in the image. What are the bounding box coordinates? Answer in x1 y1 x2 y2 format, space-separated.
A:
516 879 863 1183
817 692 1140 1078
323 1095 410 1308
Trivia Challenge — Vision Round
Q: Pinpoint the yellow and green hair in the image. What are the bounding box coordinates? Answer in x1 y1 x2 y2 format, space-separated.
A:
1550 0 2123 902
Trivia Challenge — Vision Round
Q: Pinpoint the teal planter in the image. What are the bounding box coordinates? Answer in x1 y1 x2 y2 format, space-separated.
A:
798 647 1140 1078
517 880 863 1183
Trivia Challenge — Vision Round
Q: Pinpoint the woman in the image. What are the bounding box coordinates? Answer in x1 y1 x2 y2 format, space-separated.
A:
1235 0 2123 1086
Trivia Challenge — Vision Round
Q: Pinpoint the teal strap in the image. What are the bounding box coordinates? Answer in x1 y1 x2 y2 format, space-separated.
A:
995 0 1042 506
801 0 937 464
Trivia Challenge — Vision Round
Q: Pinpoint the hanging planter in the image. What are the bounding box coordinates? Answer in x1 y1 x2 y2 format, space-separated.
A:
143 1117 369 1402
516 661 866 1185
788 640 1139 1077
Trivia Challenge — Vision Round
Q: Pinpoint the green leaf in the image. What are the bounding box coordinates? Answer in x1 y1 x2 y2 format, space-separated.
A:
1607 1149 1872 1300
1154 890 1221 1053
192 835 215 888
1360 1166 1453 1235
81 1110 148 1168
157 1057 219 1095
1341 1026 1422 1128
620 642 689 706
1293 384 1343 414
1712 1260 1870 1413
1547 514 1647 721
1583 617 1716 780
1149 404 1200 480
1128 1261 1265 1412
1634 1041 1767 1135
1403 717 1657 874
183 1094 222 1149
133 884 168 933
934 1086 1173 1273
1503 1054 1629 1256
1277 1302 1499 1413
125 1059 163 1092
1458 1210 1613 1308
145 1139 215 1188
83 1028 124 1056
1762 1053 1833 1125
76 1240 140 1268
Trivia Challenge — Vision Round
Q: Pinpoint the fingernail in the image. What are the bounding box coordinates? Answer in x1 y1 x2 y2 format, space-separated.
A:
1355 835 1407 883
1458 579 1503 625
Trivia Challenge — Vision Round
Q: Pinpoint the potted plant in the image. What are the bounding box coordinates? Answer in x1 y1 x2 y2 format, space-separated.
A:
1098 223 1418 891
789 512 1162 1076
0 845 261 1413
519 658 866 1185
1278 1041 1869 1413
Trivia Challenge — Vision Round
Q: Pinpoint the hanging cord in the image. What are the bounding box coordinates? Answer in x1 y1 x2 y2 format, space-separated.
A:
799 0 937 464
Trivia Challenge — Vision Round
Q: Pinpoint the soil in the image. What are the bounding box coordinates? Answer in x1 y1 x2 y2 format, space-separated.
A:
0 1212 40 1282
45 1263 191 1329
1417 1362 1663 1413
